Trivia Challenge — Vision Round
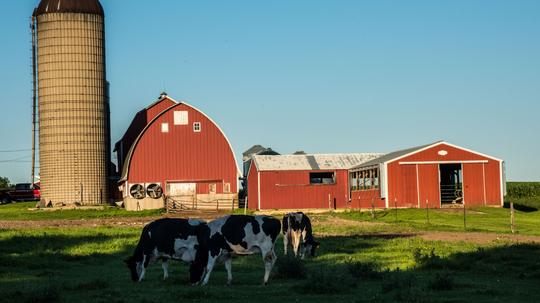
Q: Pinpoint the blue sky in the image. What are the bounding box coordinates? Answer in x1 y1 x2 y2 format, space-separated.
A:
0 0 539 183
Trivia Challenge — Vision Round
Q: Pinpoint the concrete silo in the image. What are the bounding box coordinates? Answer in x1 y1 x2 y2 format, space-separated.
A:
32 0 110 206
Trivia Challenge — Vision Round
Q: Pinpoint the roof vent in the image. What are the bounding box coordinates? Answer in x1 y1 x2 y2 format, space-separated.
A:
159 92 168 99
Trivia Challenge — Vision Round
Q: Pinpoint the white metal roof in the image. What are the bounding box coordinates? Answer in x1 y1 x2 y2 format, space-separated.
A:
252 153 383 172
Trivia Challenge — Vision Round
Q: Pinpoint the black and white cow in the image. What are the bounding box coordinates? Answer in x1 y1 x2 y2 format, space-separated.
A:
124 218 207 283
193 215 281 286
282 212 320 259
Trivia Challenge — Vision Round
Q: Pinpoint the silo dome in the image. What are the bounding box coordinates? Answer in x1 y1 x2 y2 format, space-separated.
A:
34 0 104 16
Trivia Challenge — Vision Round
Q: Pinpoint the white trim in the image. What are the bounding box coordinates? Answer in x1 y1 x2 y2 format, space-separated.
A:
482 163 487 205
499 160 504 206
387 141 444 164
387 141 503 165
416 164 420 208
437 165 442 208
257 171 261 210
442 141 503 162
193 122 202 132
384 162 389 206
461 163 465 206
161 123 169 133
399 160 488 165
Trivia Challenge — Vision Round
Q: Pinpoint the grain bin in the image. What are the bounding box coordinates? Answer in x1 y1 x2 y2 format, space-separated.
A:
32 0 110 206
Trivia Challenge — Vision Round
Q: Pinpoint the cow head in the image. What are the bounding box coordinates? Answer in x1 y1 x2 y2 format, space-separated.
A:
124 256 143 282
305 238 320 257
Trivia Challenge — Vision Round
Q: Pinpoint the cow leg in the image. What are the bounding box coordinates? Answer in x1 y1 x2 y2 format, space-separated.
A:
139 255 148 282
292 234 300 257
162 259 169 280
262 249 277 285
224 255 233 286
201 253 219 286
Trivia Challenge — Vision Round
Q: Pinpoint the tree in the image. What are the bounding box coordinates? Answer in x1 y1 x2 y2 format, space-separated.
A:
0 176 11 189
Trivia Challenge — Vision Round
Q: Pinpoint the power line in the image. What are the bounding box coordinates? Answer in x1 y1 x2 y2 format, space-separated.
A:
0 149 32 153
0 155 32 163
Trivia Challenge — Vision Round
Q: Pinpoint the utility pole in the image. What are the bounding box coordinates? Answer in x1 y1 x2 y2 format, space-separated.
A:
31 16 38 185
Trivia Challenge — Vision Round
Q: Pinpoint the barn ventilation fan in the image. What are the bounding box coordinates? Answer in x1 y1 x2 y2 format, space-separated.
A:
129 184 146 199
146 183 163 199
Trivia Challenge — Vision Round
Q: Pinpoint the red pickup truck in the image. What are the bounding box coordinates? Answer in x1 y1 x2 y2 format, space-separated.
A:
0 183 40 204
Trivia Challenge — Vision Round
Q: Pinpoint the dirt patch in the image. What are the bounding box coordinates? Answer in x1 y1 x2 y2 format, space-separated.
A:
418 231 540 244
0 212 226 229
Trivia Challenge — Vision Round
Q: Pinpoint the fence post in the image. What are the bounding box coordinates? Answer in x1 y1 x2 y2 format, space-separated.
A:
244 197 248 215
425 199 430 225
394 198 398 222
463 203 467 230
371 198 375 220
510 200 515 234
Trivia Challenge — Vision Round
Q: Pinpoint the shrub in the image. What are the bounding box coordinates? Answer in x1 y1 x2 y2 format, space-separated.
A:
413 248 446 270
274 255 308 280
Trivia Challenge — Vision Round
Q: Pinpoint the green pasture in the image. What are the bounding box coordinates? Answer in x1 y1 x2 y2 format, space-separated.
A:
0 202 163 221
1 221 539 302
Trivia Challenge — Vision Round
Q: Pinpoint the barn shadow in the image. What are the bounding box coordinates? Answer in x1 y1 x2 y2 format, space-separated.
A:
284 242 540 302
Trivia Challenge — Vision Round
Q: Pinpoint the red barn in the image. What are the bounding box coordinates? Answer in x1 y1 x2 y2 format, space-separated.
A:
247 153 381 210
349 141 505 209
115 93 241 211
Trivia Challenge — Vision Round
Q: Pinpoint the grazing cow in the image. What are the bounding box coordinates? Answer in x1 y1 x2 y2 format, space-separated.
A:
282 212 320 259
193 215 281 286
124 218 207 283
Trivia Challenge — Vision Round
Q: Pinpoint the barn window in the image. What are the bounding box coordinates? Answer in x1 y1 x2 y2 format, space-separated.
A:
209 183 217 194
224 183 231 193
161 123 169 133
351 168 379 191
174 111 188 125
310 172 335 185
193 122 201 132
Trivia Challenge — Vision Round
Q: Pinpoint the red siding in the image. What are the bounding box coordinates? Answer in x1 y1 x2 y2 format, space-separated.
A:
463 163 485 206
350 189 385 208
253 169 349 210
485 162 502 205
247 161 259 210
387 143 502 208
115 98 177 172
418 164 440 208
126 102 238 194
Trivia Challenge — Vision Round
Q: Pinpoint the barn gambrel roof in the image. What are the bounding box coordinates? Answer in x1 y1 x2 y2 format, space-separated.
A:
118 95 242 182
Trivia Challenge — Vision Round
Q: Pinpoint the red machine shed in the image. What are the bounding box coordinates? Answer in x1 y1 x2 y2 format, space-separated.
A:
116 94 241 211
349 141 505 209
247 153 381 210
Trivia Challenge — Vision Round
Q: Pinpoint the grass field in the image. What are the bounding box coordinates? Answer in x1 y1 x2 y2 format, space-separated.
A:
0 202 164 221
1 203 540 303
